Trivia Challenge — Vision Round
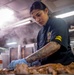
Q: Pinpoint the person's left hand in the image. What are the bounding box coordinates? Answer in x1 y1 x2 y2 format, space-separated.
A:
8 58 28 70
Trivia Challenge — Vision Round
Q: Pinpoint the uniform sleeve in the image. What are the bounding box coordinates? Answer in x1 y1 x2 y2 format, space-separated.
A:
50 18 68 46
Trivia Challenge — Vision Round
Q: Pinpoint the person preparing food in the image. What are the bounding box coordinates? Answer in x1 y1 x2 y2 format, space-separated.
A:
8 1 74 71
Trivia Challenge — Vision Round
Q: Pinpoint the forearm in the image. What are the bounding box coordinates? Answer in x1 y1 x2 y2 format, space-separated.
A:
25 42 61 63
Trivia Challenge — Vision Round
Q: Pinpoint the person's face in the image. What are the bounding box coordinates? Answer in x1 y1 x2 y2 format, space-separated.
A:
31 8 49 26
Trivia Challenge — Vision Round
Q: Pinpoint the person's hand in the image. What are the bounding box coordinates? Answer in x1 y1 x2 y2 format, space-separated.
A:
8 58 28 70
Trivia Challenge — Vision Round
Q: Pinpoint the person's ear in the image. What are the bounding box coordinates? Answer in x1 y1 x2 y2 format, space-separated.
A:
44 8 49 14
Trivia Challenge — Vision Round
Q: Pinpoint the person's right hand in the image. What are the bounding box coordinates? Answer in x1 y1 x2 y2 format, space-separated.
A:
8 58 28 70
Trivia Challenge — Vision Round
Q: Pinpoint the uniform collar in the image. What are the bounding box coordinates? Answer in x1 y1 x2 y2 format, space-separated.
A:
43 17 51 28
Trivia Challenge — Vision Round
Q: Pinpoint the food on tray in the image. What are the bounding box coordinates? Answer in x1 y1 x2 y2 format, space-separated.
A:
0 62 74 75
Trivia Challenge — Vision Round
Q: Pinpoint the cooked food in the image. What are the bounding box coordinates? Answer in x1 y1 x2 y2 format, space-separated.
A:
0 62 74 75
14 63 29 74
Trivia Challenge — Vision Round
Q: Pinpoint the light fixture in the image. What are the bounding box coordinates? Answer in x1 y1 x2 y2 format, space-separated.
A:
7 42 17 45
69 29 74 32
25 43 34 48
0 8 15 28
14 20 31 27
55 11 74 18
9 17 33 28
